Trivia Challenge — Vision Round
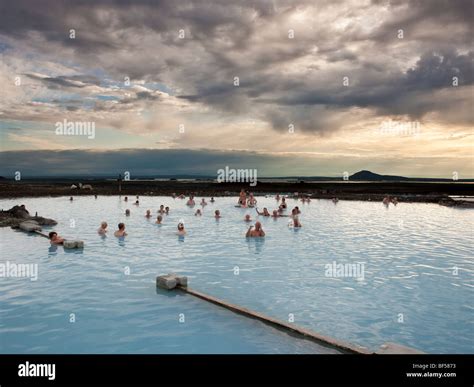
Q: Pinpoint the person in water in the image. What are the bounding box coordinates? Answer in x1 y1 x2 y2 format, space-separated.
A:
247 193 257 207
158 205 165 214
156 215 163 224
195 209 202 216
294 206 301 214
145 210 152 218
125 209 131 216
246 221 265 237
239 189 247 205
177 222 186 236
49 231 65 245
97 221 108 234
383 196 390 206
332 197 339 204
69 197 73 201
201 198 207 206
214 210 221 218
124 196 128 202
276 194 280 201
244 214 252 222
134 200 139 206
280 197 287 209
187 196 195 206
165 206 170 214
291 208 302 227
210 197 215 203
114 223 127 237
391 197 398 205
256 207 270 216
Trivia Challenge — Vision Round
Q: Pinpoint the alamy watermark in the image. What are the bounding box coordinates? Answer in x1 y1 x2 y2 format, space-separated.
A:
0 261 38 281
55 119 95 139
325 261 365 280
217 166 258 187
377 120 421 137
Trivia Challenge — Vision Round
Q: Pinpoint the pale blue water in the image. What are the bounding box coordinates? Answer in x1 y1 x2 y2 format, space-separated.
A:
0 196 473 354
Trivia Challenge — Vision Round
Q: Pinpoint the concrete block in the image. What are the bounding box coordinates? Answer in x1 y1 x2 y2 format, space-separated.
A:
63 240 85 249
176 276 188 287
156 275 178 290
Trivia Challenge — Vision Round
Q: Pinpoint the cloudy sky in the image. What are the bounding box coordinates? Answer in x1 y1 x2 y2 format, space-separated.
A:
0 0 473 177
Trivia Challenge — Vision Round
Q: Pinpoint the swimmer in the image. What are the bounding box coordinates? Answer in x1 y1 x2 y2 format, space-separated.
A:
247 193 257 206
244 214 252 222
383 196 390 206
165 206 170 214
124 196 128 202
214 210 221 219
210 197 215 203
294 206 301 214
49 231 65 245
276 194 280 201
97 221 108 234
392 197 398 205
94 194 98 199
177 222 186 236
201 198 207 206
187 195 195 206
256 207 270 216
125 209 131 216
172 193 176 198
281 197 287 209
136 195 139 200
239 189 247 205
246 221 265 238
158 205 165 214
195 209 202 216
178 194 185 199
114 223 127 237
332 197 339 204
134 200 139 206
145 210 152 218
69 197 73 201
156 215 163 224
291 208 302 227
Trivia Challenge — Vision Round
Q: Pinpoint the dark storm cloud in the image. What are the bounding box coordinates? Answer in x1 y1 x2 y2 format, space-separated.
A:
0 0 473 133
0 148 286 177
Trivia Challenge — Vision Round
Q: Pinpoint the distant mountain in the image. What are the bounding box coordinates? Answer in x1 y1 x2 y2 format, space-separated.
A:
350 170 410 181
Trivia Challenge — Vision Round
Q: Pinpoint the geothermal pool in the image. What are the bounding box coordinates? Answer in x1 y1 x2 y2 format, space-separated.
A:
0 196 473 353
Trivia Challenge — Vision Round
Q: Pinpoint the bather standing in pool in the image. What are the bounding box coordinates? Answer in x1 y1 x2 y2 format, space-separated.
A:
256 207 270 216
176 222 186 236
97 221 108 234
214 210 221 219
239 189 247 205
187 196 195 206
195 209 202 216
114 223 127 237
246 221 265 237
156 215 163 224
145 210 152 218
244 214 252 222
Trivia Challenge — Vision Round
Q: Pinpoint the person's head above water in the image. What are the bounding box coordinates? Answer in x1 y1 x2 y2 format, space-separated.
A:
100 221 107 229
255 221 262 230
125 209 130 215
48 231 57 239
118 223 125 230
245 214 251 220
177 222 185 230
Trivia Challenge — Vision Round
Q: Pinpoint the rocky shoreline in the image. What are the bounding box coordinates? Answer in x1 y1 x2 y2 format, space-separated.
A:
0 180 473 208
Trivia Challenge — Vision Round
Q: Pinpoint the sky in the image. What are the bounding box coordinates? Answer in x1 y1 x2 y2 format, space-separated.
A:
0 0 473 177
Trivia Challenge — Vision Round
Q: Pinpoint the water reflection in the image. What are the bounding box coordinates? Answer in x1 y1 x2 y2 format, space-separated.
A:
246 238 265 254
